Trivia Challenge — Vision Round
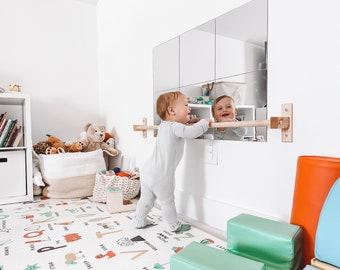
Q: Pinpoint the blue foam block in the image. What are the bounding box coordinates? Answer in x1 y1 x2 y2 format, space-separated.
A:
315 177 340 267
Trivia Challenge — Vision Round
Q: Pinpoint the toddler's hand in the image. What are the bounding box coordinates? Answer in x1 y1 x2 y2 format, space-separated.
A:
204 118 213 124
187 117 200 124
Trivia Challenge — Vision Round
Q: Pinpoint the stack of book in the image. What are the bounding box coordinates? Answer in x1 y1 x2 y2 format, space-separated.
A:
0 112 23 147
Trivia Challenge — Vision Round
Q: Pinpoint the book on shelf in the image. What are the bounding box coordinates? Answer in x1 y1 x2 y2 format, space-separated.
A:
0 112 7 127
0 112 8 137
0 111 23 147
0 119 14 147
7 126 21 147
12 128 23 147
0 118 8 136
3 119 18 147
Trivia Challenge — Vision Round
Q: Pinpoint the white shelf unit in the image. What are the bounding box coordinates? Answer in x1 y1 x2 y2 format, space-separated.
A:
0 93 33 204
189 103 213 119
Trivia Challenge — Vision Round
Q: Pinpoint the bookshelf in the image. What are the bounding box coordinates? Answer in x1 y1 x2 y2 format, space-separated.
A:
0 93 33 204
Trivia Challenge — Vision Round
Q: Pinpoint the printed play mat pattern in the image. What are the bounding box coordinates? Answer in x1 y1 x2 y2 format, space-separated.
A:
0 197 226 269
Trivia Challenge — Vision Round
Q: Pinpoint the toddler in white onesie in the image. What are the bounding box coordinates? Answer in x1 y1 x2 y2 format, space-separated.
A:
135 91 212 232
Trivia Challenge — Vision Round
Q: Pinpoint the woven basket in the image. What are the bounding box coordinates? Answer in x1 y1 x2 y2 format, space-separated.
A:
93 172 140 202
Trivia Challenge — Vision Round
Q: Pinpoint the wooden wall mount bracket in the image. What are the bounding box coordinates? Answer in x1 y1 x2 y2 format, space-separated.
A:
280 103 293 142
133 103 293 142
133 117 158 138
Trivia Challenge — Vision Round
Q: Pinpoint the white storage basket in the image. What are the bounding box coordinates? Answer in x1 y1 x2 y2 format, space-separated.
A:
36 149 106 198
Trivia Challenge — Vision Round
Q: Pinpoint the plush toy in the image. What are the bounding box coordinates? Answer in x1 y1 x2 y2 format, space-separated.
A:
80 123 118 157
101 132 119 156
33 141 52 155
46 135 67 154
67 141 84 152
32 158 45 195
80 123 106 152
33 135 83 155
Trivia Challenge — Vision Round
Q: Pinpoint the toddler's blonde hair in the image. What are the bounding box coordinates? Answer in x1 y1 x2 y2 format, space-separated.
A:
156 91 183 120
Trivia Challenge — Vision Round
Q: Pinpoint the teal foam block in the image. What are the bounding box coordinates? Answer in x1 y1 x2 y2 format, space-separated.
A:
227 214 303 270
170 241 265 270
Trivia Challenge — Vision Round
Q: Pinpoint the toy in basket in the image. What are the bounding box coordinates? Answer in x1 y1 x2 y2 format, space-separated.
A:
106 186 136 213
93 170 140 203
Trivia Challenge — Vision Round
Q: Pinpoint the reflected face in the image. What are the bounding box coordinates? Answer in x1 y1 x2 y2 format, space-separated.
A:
212 96 237 122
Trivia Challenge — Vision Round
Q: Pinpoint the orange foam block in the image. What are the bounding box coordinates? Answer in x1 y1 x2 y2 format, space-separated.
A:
290 156 340 267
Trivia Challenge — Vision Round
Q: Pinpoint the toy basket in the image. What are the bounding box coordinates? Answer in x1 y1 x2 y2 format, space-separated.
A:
35 149 106 198
93 172 140 202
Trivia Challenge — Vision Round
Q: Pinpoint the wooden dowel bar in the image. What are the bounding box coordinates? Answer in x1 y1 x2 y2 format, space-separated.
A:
133 118 288 131
133 103 293 142
210 119 271 129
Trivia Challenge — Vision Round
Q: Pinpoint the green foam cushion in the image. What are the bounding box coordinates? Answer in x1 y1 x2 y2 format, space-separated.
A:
170 241 265 270
227 214 303 270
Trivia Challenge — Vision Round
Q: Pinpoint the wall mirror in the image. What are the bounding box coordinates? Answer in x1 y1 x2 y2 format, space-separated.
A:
153 0 268 141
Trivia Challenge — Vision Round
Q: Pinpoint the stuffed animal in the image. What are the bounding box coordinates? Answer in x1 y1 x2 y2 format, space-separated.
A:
80 123 118 157
32 158 44 195
33 141 52 155
101 132 119 156
46 135 67 154
33 135 83 155
67 141 84 152
81 123 106 152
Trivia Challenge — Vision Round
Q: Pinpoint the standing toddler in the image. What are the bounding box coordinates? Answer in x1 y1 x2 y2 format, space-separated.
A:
135 91 212 232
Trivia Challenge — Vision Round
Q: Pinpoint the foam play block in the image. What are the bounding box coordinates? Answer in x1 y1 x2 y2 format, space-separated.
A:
315 178 340 268
290 156 340 266
227 213 303 270
170 241 265 270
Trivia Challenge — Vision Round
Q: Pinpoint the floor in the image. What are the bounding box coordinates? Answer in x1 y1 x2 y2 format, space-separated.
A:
0 197 226 270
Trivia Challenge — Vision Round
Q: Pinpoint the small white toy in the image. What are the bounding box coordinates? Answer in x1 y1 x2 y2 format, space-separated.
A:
106 186 136 213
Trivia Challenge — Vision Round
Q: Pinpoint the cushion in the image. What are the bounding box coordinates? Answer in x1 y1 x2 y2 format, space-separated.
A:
170 241 265 270
227 213 303 270
315 178 340 267
38 149 106 198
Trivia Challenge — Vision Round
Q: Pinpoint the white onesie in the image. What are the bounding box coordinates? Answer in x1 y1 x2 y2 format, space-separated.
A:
135 119 209 231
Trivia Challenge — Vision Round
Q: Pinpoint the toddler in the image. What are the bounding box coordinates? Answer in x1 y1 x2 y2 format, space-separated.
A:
135 91 212 232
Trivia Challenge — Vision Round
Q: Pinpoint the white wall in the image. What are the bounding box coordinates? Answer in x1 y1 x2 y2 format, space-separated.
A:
98 0 340 237
0 0 100 143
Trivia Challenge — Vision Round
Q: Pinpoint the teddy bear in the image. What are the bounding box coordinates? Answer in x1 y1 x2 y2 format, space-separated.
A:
67 141 84 152
80 123 105 152
45 135 67 154
79 123 119 157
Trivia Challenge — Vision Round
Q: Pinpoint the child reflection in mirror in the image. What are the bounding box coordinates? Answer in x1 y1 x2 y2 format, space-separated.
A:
211 95 247 141
135 91 212 232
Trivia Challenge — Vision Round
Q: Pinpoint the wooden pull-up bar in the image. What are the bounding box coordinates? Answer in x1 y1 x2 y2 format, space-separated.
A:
133 103 293 142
